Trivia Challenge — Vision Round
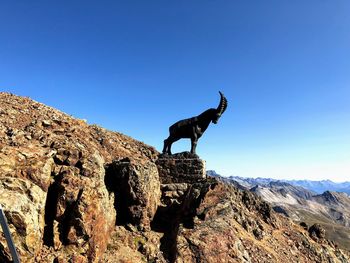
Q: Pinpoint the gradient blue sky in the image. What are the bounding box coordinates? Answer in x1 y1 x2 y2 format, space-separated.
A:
1 1 349 181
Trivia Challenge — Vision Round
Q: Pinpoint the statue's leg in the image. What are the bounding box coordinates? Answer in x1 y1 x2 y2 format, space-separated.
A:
162 139 169 154
167 141 173 155
191 138 197 154
167 138 175 155
167 136 180 155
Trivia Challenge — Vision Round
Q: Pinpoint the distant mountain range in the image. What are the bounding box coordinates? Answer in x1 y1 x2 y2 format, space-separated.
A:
207 170 350 250
287 179 350 195
206 171 350 194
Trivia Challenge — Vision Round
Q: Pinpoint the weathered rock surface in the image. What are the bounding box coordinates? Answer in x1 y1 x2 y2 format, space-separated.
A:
0 93 157 262
308 223 326 241
0 92 349 263
105 158 161 228
0 145 54 262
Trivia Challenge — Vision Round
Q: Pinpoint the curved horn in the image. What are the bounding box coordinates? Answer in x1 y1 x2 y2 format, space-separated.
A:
217 91 228 116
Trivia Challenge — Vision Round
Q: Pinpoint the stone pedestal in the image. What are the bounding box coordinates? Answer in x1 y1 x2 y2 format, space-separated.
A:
156 152 206 184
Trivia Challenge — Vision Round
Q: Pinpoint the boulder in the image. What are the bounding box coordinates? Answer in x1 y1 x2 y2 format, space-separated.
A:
308 223 326 240
105 158 161 228
0 146 53 262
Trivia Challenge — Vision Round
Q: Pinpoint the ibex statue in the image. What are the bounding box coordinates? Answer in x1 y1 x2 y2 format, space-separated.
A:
162 91 228 155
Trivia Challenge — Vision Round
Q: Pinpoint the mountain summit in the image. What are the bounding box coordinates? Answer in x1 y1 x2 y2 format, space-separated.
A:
0 93 349 262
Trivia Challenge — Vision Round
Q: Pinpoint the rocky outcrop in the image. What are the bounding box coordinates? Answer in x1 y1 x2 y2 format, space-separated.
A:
0 146 53 262
308 223 326 241
105 158 161 228
0 93 157 262
0 93 349 263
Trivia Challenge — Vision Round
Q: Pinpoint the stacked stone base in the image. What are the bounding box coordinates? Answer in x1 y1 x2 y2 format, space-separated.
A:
156 152 206 184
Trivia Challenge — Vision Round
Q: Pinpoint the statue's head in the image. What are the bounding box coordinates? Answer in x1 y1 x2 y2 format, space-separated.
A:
212 91 228 124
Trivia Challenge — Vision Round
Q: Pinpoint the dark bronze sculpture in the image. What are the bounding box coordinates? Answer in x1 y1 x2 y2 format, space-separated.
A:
162 91 228 155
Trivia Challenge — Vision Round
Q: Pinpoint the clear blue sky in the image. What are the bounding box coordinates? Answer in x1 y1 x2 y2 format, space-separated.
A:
1 1 349 181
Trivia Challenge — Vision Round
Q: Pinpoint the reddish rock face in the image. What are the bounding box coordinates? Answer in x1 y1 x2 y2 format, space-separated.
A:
0 93 349 263
105 158 161 228
0 93 157 262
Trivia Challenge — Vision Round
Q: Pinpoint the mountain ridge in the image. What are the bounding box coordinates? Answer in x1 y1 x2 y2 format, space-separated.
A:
0 93 349 262
208 170 350 251
208 172 350 194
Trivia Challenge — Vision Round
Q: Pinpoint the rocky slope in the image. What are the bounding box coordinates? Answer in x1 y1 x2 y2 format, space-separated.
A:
0 92 349 263
254 186 350 250
212 172 350 251
0 92 159 262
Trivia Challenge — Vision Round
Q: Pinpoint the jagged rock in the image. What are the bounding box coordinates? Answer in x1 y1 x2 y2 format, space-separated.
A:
176 182 276 262
104 158 161 228
0 146 53 262
160 183 189 207
0 93 156 262
308 223 326 241
49 151 115 261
